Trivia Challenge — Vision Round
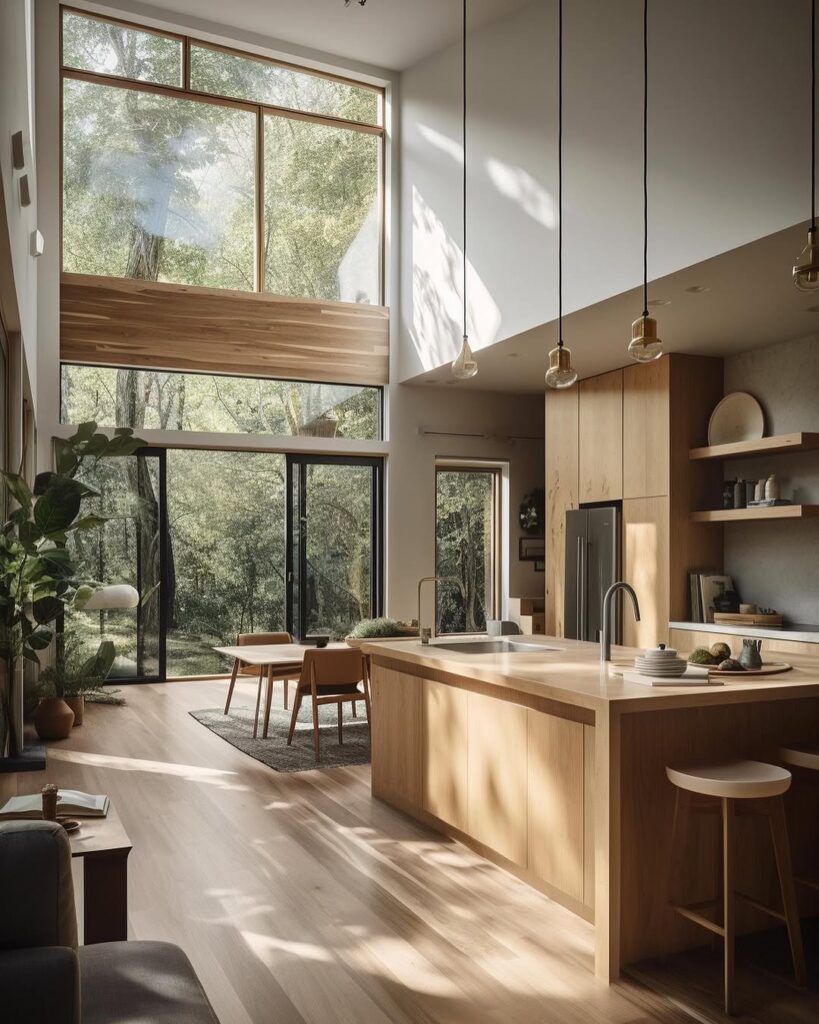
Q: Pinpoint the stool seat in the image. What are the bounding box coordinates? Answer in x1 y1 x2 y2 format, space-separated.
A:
779 744 819 772
666 759 791 800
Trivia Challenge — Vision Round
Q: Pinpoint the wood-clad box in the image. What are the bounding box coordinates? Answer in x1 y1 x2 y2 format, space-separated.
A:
579 370 623 503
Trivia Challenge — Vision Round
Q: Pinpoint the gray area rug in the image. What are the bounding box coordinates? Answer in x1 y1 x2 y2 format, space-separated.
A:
189 702 370 772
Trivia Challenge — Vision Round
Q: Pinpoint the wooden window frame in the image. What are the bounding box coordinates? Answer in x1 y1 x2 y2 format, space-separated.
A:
59 4 386 302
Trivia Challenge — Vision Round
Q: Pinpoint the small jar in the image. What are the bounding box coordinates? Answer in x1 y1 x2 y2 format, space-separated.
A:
733 479 746 509
41 784 58 822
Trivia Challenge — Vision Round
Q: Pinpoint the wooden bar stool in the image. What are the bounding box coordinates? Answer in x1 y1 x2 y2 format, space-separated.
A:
666 759 806 1015
780 745 819 894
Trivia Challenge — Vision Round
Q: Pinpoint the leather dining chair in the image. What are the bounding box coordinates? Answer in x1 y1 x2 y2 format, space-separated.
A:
286 648 371 762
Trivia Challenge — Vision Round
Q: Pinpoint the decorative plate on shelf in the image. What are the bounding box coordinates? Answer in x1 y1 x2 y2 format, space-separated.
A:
707 392 765 445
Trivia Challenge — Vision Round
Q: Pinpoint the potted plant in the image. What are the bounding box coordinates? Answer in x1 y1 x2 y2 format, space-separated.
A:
36 633 120 732
0 423 143 758
345 617 419 648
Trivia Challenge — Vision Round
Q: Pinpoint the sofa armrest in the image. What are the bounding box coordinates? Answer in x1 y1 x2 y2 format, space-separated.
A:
0 946 79 1024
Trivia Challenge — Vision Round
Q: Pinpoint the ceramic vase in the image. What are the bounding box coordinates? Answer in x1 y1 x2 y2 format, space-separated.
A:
739 638 763 670
64 695 84 726
34 698 75 740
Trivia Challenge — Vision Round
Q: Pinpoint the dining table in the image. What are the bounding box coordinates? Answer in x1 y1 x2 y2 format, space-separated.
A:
214 642 348 739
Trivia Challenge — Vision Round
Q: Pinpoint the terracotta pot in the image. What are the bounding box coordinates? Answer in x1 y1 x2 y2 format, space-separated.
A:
34 698 75 740
64 695 84 726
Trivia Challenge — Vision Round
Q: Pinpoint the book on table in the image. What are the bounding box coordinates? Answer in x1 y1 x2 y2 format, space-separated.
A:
0 789 109 819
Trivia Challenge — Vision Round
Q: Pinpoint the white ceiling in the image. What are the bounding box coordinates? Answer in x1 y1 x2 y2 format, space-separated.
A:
414 222 819 393
122 0 533 71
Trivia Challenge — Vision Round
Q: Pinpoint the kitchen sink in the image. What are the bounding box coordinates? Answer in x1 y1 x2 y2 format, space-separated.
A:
430 639 560 655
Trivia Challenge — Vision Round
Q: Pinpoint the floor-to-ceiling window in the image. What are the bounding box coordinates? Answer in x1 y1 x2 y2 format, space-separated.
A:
435 462 502 634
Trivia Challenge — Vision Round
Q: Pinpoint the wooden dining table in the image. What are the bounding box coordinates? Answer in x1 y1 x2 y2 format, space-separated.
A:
214 643 348 739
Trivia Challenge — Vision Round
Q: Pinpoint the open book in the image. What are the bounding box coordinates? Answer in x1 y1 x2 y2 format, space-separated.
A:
0 789 109 820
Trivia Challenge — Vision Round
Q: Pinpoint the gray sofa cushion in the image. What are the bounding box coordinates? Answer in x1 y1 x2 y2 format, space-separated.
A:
80 941 219 1024
0 945 79 1024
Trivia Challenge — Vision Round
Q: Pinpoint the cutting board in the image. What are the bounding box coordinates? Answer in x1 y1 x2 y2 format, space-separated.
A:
713 612 784 626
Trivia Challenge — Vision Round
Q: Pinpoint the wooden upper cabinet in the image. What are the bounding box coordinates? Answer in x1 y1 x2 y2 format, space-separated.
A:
579 370 623 502
623 496 670 647
545 388 579 635
623 358 670 499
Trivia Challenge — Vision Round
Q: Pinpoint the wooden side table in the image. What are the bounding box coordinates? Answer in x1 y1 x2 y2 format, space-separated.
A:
69 803 132 944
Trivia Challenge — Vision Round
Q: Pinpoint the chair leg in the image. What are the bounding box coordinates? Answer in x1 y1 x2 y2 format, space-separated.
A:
287 690 303 745
338 702 343 745
224 659 240 715
768 797 807 987
252 672 264 739
311 690 321 762
262 667 274 739
352 700 357 718
362 679 372 740
722 797 736 1016
283 679 289 710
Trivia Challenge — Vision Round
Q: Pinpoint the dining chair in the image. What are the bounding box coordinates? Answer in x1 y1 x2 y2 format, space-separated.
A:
286 649 371 763
224 633 299 738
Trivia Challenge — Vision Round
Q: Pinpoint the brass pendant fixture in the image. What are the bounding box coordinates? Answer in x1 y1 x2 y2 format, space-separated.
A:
628 0 663 363
793 0 819 290
452 0 478 380
546 0 578 390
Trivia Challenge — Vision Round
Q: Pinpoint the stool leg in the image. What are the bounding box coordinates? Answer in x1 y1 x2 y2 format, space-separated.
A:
722 797 736 1016
768 798 807 987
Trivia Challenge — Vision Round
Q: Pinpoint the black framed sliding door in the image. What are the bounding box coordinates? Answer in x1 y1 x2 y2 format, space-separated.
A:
286 455 383 641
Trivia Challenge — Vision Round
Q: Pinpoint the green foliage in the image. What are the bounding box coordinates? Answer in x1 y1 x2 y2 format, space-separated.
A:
435 471 494 634
0 423 143 756
688 647 718 666
38 632 118 700
348 617 417 640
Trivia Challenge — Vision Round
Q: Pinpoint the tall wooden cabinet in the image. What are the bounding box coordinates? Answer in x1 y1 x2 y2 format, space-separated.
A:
546 354 724 646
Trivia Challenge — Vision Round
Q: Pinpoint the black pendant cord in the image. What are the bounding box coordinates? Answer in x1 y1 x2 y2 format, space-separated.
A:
642 0 649 318
463 0 468 339
558 0 563 348
812 0 816 230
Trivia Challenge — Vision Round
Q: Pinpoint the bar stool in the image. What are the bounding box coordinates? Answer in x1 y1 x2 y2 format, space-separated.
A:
780 745 819 894
666 759 806 1015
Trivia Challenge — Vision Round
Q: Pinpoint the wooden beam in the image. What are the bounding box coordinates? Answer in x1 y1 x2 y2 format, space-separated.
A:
60 273 389 386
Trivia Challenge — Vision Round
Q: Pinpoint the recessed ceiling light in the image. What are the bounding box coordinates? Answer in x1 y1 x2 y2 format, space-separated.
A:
647 298 671 307
685 285 711 293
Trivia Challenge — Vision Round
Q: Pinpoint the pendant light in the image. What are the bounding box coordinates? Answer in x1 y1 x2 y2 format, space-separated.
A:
628 0 663 362
452 0 478 379
794 0 819 290
545 0 578 389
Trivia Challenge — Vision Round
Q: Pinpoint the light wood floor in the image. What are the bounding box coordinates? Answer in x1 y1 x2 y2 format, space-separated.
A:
7 679 817 1024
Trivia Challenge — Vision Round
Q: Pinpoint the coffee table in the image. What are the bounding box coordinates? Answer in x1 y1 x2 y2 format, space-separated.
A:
69 802 132 944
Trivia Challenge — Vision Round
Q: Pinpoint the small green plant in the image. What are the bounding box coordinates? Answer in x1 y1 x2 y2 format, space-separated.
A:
37 631 123 705
348 617 418 639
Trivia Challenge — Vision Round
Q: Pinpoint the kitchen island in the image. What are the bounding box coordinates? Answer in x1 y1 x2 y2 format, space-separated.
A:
363 635 819 983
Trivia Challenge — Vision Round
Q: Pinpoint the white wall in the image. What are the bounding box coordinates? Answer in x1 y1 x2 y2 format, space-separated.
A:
1 0 38 407
400 0 814 380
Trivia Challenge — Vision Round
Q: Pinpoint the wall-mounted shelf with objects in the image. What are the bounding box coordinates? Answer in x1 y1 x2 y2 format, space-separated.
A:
689 432 819 461
691 504 819 523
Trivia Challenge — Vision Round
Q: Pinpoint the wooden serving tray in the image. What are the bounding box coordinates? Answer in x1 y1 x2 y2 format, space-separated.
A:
713 612 784 626
708 662 792 676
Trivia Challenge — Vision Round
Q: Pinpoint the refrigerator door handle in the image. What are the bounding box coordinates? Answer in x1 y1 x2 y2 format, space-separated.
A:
579 537 587 642
575 536 583 641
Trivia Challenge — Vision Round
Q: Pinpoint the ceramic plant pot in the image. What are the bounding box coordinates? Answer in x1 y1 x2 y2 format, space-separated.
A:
64 695 84 726
34 698 75 740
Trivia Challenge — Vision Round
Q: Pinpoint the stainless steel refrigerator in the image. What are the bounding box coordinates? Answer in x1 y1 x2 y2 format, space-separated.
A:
564 506 621 643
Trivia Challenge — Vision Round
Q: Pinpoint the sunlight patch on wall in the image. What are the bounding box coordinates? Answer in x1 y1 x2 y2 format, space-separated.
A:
485 158 556 229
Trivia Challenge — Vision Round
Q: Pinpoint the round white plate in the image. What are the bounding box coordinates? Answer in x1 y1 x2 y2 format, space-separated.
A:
708 392 765 446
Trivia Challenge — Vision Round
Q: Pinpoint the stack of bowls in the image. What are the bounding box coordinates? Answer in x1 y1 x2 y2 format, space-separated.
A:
634 645 687 678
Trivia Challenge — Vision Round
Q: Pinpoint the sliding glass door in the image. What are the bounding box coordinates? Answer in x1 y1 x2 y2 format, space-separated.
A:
286 455 383 641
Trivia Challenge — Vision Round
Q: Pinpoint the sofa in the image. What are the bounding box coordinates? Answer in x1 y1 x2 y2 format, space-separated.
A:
0 820 219 1023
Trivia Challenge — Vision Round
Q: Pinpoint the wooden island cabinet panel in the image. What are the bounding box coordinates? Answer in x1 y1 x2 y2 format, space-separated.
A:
579 370 623 503
623 496 670 648
623 359 670 499
370 667 422 808
422 679 468 831
527 710 585 902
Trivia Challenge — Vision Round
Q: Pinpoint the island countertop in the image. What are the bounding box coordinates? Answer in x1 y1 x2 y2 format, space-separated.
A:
362 634 819 713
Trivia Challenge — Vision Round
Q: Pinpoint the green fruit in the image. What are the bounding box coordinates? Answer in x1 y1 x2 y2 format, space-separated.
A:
710 642 732 661
718 658 745 672
688 647 717 665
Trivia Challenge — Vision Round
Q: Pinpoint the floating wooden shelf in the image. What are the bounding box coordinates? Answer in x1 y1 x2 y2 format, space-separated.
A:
690 505 819 523
689 432 819 461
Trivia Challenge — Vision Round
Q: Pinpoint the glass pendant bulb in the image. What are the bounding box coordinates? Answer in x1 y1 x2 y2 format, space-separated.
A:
545 343 578 389
793 227 819 291
628 314 663 363
451 334 478 379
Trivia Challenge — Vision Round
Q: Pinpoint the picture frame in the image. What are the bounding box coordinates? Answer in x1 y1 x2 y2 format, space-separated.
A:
534 560 545 572
519 537 545 561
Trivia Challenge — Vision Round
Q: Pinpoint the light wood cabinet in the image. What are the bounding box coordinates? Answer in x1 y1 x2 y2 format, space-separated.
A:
623 496 670 647
623 359 669 499
545 387 579 635
527 710 585 900
370 667 422 808
579 370 623 503
422 679 468 830
468 692 527 865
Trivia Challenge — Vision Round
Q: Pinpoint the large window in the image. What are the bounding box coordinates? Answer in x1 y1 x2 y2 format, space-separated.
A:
435 464 502 635
60 8 383 304
61 365 382 440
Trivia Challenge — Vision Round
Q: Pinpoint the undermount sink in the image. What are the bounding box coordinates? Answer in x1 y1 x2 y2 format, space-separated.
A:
430 639 560 655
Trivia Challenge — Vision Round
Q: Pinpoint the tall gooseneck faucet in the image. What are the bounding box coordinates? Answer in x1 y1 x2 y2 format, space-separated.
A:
417 576 465 643
601 581 641 662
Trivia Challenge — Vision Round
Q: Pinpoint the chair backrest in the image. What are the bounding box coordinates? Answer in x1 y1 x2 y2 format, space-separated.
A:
0 820 78 952
237 632 292 673
298 648 366 692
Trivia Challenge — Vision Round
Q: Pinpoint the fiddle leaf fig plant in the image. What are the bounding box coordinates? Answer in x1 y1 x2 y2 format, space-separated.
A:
0 423 143 758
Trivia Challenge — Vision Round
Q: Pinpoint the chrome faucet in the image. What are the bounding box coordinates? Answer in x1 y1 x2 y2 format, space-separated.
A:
601 581 641 662
417 576 465 643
